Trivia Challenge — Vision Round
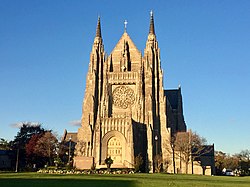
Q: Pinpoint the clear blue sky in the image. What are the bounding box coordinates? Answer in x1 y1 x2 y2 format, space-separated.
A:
1 0 250 154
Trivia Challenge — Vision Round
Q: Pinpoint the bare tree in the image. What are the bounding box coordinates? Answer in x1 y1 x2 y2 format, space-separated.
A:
154 154 163 173
234 149 250 176
239 149 250 162
163 157 172 173
174 131 190 174
174 130 211 174
134 153 143 172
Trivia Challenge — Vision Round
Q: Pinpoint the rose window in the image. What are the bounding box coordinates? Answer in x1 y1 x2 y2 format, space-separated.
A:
112 86 135 109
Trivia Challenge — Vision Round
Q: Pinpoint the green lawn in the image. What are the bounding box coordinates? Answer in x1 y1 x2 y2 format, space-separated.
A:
0 172 250 187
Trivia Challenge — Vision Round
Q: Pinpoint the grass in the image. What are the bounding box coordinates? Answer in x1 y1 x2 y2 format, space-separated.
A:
0 172 250 187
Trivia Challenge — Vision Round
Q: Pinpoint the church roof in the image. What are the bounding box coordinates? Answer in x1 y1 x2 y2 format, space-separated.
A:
192 145 215 157
61 129 77 143
164 89 179 110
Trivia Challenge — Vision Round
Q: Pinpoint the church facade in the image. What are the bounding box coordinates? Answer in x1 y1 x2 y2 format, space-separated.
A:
74 13 187 172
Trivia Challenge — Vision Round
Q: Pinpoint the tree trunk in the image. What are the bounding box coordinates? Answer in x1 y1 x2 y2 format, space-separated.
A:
191 157 194 174
15 149 19 172
173 149 176 174
48 147 52 166
179 152 182 173
185 161 188 174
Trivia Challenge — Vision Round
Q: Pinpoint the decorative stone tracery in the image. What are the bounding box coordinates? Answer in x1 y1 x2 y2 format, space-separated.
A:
112 86 135 109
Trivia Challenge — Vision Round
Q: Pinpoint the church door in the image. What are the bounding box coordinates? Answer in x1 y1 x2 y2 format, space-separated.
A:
107 137 122 164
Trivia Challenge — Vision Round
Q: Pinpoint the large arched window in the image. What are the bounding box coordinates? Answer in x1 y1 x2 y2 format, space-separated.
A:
107 137 122 163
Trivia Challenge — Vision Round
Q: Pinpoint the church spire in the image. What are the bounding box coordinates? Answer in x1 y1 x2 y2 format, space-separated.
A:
95 16 102 38
149 10 155 35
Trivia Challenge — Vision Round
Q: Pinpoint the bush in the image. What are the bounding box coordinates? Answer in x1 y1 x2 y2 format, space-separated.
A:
134 154 143 172
105 157 113 170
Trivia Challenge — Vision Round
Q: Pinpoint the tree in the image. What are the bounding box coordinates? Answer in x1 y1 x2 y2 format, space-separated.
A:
189 133 213 175
174 130 210 174
215 151 226 174
0 138 10 150
33 131 58 166
163 157 172 173
215 151 240 175
25 133 46 168
239 149 250 162
134 153 143 172
174 132 189 173
58 140 70 166
58 139 76 167
235 149 250 176
10 122 45 171
154 154 163 173
26 134 42 157
11 123 45 149
224 155 238 170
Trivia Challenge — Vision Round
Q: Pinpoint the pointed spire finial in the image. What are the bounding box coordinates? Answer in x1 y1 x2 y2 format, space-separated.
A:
149 10 155 35
96 16 102 38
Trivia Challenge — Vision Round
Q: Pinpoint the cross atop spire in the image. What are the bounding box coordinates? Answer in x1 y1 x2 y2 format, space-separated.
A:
95 16 102 38
149 10 155 35
124 20 128 32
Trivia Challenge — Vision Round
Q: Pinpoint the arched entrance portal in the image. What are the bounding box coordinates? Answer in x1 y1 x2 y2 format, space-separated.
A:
101 130 128 167
107 137 122 164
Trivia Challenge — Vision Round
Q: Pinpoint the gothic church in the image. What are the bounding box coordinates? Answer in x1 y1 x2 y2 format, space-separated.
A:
74 13 186 172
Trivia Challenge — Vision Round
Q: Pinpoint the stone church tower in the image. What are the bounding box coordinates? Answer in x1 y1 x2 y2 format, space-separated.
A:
74 13 186 172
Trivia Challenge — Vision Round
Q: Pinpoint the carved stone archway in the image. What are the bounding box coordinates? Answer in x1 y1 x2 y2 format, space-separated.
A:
101 130 126 166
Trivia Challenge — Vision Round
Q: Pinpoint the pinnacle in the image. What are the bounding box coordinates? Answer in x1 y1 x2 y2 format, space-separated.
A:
96 16 102 38
149 10 155 35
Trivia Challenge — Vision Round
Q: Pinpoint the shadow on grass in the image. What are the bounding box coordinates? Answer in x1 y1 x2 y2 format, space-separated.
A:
0 178 137 187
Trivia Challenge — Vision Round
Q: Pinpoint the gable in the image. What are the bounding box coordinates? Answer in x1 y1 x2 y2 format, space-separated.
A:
108 32 142 72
